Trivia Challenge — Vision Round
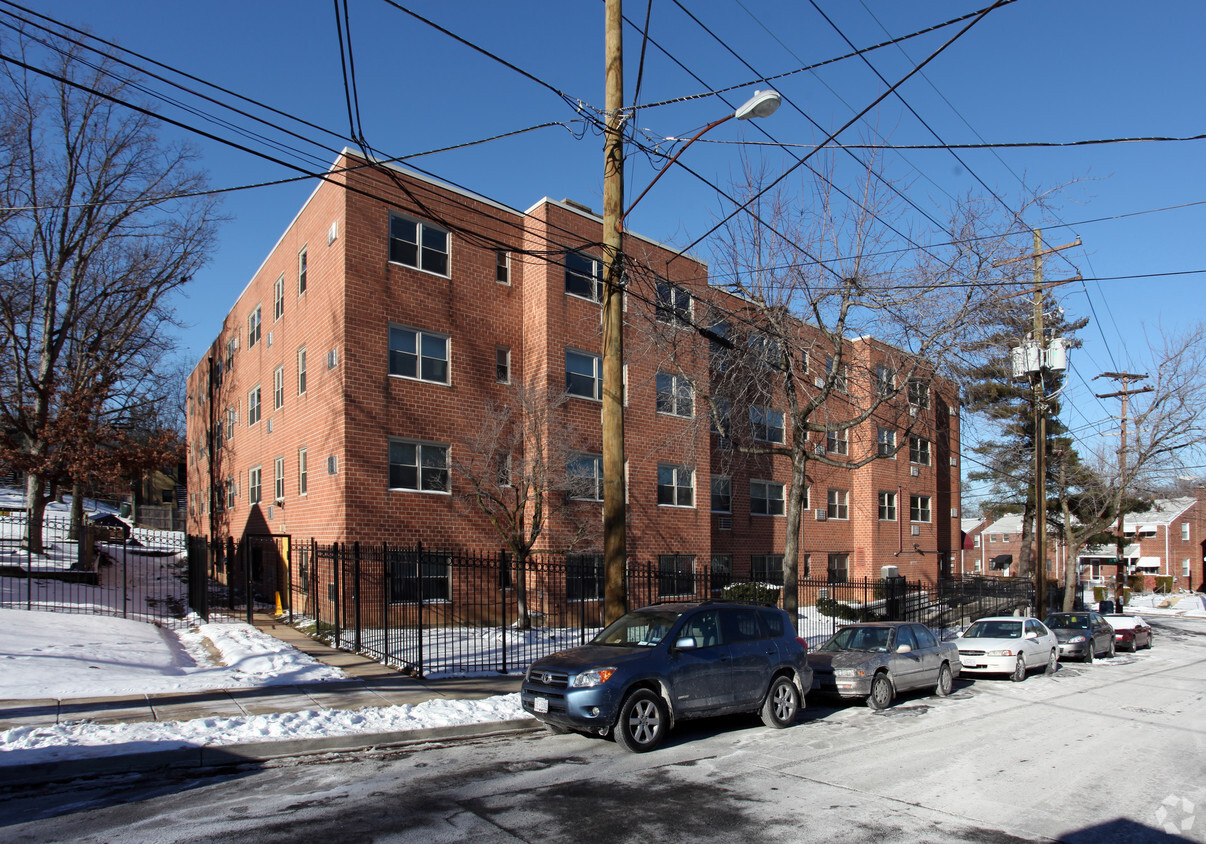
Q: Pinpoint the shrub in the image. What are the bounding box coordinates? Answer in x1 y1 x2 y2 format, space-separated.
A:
816 596 883 622
722 582 781 606
1155 576 1174 594
1126 574 1146 593
1093 587 1108 602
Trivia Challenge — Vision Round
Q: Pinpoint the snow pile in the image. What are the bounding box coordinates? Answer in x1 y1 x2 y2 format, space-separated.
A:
1126 593 1206 618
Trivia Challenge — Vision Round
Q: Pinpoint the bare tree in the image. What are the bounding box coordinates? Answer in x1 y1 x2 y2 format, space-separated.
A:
1055 324 1206 610
0 32 219 550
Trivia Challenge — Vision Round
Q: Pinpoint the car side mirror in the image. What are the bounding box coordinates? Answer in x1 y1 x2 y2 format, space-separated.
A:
1024 631 1038 640
896 644 912 654
955 631 963 638
675 636 698 650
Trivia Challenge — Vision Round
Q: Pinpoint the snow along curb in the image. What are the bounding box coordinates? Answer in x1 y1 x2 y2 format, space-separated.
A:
1 718 544 788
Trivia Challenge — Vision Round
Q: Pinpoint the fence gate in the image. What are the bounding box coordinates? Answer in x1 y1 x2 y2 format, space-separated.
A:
240 533 292 623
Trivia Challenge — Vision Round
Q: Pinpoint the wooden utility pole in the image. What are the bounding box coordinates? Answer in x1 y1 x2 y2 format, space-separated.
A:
1095 372 1153 611
601 0 628 623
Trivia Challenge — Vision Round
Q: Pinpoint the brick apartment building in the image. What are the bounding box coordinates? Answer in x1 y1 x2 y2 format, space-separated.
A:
186 151 963 590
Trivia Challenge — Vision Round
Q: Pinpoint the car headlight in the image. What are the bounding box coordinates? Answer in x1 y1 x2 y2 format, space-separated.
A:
1068 635 1087 644
571 667 616 688
833 668 865 677
987 649 1016 657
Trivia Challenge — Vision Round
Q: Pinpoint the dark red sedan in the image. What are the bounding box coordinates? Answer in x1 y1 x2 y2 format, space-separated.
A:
1105 614 1153 651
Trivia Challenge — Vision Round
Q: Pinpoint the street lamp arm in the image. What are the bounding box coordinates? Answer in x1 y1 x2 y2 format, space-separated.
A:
620 113 734 226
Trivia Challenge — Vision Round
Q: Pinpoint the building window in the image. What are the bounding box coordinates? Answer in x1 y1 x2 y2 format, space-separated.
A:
878 427 896 458
751 554 784 585
827 553 849 583
565 349 602 400
273 366 284 411
710 399 731 436
826 428 848 456
910 436 931 465
497 452 512 487
711 554 733 590
225 337 236 370
274 456 284 502
973 535 981 548
225 477 236 509
389 440 449 493
298 245 308 294
910 494 932 523
1182 523 1191 541
1183 559 1192 577
248 387 261 426
827 488 849 520
295 347 307 395
496 249 510 284
387 549 450 603
248 466 262 505
567 453 604 501
878 491 897 521
655 282 691 326
248 305 261 348
389 325 450 384
750 405 785 444
711 476 732 513
566 553 604 601
298 447 308 495
496 346 510 383
825 357 848 392
657 554 695 597
657 463 694 507
908 378 929 409
274 275 284 320
708 321 731 371
655 371 693 418
389 214 449 276
327 455 338 475
565 251 602 302
751 480 785 516
876 364 895 396
749 333 782 370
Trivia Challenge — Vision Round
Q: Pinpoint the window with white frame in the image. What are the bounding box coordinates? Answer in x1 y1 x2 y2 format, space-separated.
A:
274 456 284 502
876 364 895 396
565 349 602 400
656 554 696 597
909 435 931 465
1182 522 1191 541
711 476 731 513
298 245 308 294
826 428 848 455
567 453 604 501
248 387 261 426
748 333 782 370
297 346 307 394
495 250 510 284
248 305 261 348
750 405 785 443
910 494 932 522
973 534 981 548
495 346 510 383
298 447 308 495
710 399 731 436
908 378 929 409
751 480 785 516
389 325 450 384
827 553 849 583
497 452 512 487
225 337 235 370
827 488 849 520
249 466 262 505
565 251 602 302
657 463 694 507
389 439 450 493
273 275 284 320
655 282 691 326
1183 558 1191 577
655 371 693 417
708 321 731 371
225 477 236 509
273 366 284 411
389 214 449 276
878 491 897 521
752 554 785 585
878 427 896 457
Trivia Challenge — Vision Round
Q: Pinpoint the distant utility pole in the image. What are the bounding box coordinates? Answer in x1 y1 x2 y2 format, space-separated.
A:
1095 372 1153 610
998 230 1079 617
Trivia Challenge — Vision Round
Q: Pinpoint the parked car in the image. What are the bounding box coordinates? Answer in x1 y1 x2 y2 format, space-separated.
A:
1105 614 1154 651
808 621 961 710
955 616 1058 681
1043 611 1115 662
520 600 812 752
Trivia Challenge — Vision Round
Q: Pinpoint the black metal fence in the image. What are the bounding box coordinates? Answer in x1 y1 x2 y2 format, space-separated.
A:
192 537 1035 677
0 511 192 629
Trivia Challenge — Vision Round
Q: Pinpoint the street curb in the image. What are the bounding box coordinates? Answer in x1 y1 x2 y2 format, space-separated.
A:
0 718 544 788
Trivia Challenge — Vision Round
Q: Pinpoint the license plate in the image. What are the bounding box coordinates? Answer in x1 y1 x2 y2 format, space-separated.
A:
964 663 984 669
534 696 549 714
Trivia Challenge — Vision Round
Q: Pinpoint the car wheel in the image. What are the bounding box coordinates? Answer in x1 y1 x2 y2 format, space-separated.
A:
1084 644 1094 664
1107 637 1115 658
1045 649 1057 675
760 676 800 728
934 662 953 697
1011 655 1027 682
614 689 668 753
1144 634 1153 649
866 672 893 709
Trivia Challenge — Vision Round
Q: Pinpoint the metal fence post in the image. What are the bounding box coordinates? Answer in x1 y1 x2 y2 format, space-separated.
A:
332 541 342 649
500 548 509 674
353 541 362 652
382 541 390 665
416 540 425 676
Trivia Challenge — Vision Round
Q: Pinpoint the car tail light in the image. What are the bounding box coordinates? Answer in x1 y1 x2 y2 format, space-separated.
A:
796 636 808 654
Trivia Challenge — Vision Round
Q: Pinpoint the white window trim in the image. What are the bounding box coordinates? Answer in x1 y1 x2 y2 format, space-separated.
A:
388 324 451 385
388 438 451 495
565 348 603 402
388 213 451 278
751 479 786 517
657 463 695 509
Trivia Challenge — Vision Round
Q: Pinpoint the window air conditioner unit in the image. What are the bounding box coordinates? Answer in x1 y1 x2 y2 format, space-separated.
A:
267 331 273 347
910 465 920 477
911 524 920 536
815 509 828 521
717 516 732 531
814 377 825 390
266 418 273 434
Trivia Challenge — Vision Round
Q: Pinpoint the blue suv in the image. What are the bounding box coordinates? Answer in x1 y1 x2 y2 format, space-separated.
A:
521 600 812 752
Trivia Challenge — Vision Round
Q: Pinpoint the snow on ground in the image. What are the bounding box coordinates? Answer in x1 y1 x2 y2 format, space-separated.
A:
1125 592 1206 617
0 609 526 766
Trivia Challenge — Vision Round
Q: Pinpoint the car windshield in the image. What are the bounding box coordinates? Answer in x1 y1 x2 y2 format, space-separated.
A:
963 620 1023 639
591 610 682 648
821 626 894 652
1044 614 1088 629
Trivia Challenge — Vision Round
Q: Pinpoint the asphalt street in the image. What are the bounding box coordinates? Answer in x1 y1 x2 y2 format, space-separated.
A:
2 616 1203 843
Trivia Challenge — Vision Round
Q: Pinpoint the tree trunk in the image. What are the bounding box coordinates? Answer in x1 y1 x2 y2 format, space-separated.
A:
1062 541 1084 611
69 480 84 540
24 471 46 554
1017 500 1035 579
513 548 531 630
780 451 808 617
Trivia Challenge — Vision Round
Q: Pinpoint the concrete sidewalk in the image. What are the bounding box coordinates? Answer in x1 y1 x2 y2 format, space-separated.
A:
0 613 537 785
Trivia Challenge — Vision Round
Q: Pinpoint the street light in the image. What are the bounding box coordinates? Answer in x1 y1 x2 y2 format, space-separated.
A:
600 76 781 624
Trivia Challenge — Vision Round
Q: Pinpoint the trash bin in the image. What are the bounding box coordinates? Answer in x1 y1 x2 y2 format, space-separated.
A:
1098 600 1115 614
119 502 131 518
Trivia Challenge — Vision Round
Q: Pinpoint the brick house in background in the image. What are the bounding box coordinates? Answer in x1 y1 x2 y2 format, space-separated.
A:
185 151 963 593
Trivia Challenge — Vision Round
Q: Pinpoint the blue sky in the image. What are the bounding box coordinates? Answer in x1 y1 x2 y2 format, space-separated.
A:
23 0 1206 506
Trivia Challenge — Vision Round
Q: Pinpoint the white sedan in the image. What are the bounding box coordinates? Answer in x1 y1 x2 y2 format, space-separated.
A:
955 616 1059 682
